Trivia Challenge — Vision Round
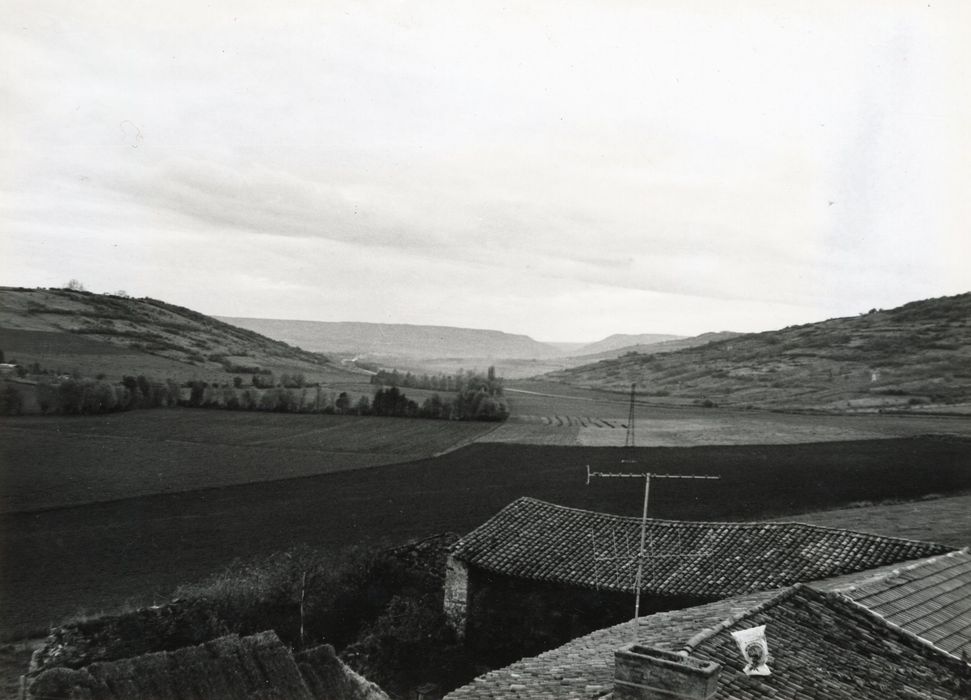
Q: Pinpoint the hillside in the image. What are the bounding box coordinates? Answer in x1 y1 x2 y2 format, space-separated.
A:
573 332 684 355
218 317 563 359
0 287 358 383
568 331 742 363
358 331 745 380
544 293 971 411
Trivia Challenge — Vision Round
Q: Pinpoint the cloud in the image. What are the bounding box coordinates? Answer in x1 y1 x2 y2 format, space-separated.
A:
3 1 969 339
98 151 831 309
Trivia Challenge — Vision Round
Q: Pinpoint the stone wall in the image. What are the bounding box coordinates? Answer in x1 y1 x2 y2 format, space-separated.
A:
443 556 470 639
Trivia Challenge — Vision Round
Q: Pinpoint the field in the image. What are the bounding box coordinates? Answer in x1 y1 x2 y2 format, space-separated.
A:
779 492 971 547
0 328 224 382
0 327 367 388
497 383 971 446
2 435 970 638
0 410 495 513
3 381 971 644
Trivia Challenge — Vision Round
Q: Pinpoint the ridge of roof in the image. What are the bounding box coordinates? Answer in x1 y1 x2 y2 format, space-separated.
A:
454 496 951 547
449 497 952 598
679 586 801 656
829 547 970 594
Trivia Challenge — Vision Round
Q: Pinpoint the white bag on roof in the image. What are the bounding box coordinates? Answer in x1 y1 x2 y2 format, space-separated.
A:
731 625 771 676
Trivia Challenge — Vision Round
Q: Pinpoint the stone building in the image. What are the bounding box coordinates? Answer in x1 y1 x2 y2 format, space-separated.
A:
444 497 951 642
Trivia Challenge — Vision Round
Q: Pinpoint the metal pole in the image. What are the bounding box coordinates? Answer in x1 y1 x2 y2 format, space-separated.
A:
585 468 718 643
632 473 651 641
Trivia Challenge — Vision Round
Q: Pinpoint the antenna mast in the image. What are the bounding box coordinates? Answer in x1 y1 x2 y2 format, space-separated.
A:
586 466 719 642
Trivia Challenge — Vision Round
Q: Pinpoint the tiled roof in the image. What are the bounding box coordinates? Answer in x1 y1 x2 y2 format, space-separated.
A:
690 586 971 700
444 587 971 700
444 591 776 700
26 632 389 700
295 644 390 700
450 497 950 598
818 548 971 658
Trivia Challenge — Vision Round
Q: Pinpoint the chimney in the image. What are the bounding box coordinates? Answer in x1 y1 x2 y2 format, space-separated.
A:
614 645 720 700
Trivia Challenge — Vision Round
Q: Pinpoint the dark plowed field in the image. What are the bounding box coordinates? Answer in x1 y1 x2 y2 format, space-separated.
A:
0 411 494 513
2 436 970 637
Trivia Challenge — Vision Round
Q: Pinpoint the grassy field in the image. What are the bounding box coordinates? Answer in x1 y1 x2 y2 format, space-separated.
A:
0 410 495 513
499 382 971 446
1 435 969 638
779 492 971 548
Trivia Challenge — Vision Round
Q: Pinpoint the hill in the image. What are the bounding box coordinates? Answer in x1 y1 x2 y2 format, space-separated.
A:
568 331 742 363
218 317 563 360
440 332 744 381
544 293 971 411
0 287 358 384
573 332 684 355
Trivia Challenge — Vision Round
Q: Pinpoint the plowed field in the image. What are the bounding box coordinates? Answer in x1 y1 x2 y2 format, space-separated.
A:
0 410 494 513
2 436 970 637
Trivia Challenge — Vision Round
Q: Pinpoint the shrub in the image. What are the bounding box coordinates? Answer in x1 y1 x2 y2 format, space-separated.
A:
0 383 23 415
173 545 405 650
341 595 474 696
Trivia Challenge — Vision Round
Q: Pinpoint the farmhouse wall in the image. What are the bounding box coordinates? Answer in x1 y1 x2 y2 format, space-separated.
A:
455 566 709 669
443 555 470 639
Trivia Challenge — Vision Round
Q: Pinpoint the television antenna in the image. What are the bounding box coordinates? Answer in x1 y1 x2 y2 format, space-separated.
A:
586 464 719 641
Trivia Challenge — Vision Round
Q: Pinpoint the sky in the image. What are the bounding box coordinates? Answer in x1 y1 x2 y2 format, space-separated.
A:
2 1 969 342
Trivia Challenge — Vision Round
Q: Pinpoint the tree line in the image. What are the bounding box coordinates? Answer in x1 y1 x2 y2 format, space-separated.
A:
185 373 508 422
369 367 503 394
0 375 182 416
0 353 509 421
372 368 508 420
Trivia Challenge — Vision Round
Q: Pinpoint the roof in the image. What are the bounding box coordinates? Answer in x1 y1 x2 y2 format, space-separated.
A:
26 631 389 700
295 644 389 700
817 548 971 658
444 587 971 700
450 497 950 598
444 591 776 699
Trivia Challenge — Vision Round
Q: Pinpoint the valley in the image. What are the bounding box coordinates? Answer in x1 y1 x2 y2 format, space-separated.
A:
1 287 970 696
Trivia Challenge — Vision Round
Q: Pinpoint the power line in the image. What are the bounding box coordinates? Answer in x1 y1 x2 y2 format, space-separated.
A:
624 382 636 449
